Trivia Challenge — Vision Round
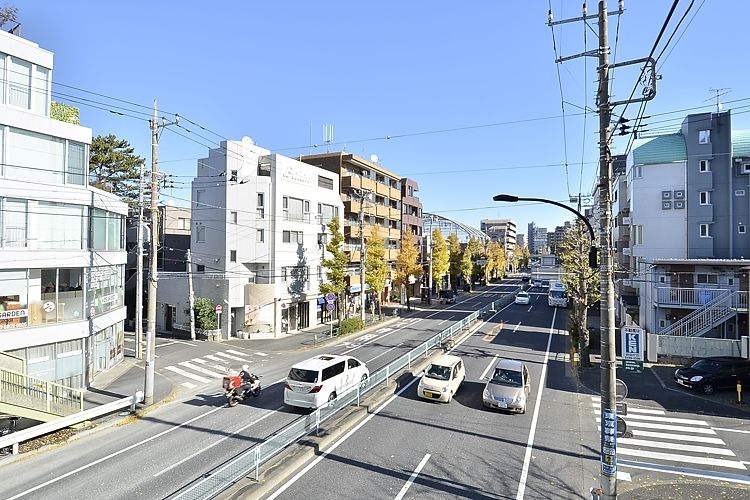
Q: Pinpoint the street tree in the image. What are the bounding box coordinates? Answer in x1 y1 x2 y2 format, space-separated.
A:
431 229 449 294
518 245 531 269
447 233 461 290
485 241 506 282
559 220 600 368
320 217 349 323
0 4 17 28
365 227 388 317
460 249 473 291
89 134 146 208
393 232 422 308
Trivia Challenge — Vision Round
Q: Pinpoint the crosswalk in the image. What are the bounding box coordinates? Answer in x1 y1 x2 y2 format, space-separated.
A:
160 349 268 390
590 396 747 473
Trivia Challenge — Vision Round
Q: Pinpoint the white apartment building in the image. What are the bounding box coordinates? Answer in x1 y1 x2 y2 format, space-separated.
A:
157 137 343 338
0 31 128 388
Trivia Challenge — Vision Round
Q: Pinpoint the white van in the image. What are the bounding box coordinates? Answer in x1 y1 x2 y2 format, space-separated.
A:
283 354 369 409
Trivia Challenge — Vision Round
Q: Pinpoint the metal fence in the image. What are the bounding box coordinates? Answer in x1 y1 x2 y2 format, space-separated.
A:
172 296 510 500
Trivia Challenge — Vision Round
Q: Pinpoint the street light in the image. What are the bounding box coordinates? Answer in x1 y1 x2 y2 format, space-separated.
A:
492 194 597 269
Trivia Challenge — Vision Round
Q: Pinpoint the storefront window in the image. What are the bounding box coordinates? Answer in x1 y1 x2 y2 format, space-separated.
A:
0 269 28 330
88 265 124 317
37 268 85 324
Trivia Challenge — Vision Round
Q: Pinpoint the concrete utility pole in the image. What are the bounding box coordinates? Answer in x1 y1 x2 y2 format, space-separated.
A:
597 3 618 497
187 249 196 341
144 100 178 406
357 190 368 323
135 156 145 359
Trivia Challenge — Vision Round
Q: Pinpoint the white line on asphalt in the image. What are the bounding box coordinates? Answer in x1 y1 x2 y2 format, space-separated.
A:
5 406 224 500
516 307 556 500
617 448 747 470
394 453 431 500
617 471 631 482
513 322 521 332
191 358 229 372
631 429 725 445
215 352 247 361
225 349 248 356
526 305 533 313
124 347 134 352
591 403 665 415
713 427 750 435
618 413 710 426
479 355 498 381
164 365 210 383
618 437 736 456
595 418 716 435
181 382 197 389
154 407 282 477
204 354 225 362
367 343 404 363
619 459 750 486
254 352 268 357
437 319 448 325
178 361 226 378
341 319 423 355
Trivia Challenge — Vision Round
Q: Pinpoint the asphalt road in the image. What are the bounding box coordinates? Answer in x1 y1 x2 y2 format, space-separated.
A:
0 283 516 500
252 287 600 500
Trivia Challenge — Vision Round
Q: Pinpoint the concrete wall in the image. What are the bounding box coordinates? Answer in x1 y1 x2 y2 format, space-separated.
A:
657 335 742 359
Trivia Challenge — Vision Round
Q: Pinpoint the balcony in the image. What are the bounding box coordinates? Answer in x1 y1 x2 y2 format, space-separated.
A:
655 287 748 311
342 175 376 193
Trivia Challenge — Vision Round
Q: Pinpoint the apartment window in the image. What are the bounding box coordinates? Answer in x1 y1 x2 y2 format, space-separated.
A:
196 225 206 242
256 229 264 242
230 250 237 262
67 142 86 186
633 225 644 245
659 276 667 284
1 198 28 248
282 230 303 244
739 225 746 234
9 57 32 109
257 193 264 207
317 265 323 280
304 200 310 213
318 175 333 190
230 211 237 224
699 223 711 238
696 274 718 285
195 190 206 207
7 128 64 184
698 130 711 144
633 166 643 179
257 193 264 219
699 191 711 205
284 197 305 221
728 278 736 286
699 160 710 172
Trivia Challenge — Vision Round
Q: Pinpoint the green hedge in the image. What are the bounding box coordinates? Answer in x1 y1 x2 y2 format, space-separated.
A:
339 318 364 335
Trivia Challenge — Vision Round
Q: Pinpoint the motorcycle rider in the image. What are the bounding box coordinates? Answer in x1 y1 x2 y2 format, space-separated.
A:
238 364 254 397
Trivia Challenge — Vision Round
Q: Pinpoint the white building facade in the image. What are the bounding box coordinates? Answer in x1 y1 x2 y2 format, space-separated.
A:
157 138 343 338
0 31 128 388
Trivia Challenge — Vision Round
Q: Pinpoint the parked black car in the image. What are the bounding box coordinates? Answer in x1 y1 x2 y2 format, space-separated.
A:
439 289 457 304
673 357 750 395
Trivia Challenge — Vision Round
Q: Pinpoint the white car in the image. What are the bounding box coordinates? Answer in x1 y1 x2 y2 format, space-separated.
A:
284 354 369 409
515 291 530 305
417 355 465 403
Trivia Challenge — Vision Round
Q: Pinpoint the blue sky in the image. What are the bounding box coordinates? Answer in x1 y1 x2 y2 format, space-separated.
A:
13 0 749 238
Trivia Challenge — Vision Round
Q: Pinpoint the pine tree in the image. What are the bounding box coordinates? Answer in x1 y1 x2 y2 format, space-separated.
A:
559 220 600 368
89 134 146 208
320 217 349 324
365 227 389 317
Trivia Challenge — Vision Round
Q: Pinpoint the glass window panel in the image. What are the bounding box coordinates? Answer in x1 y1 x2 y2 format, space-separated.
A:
34 66 49 115
0 52 5 104
92 208 107 250
7 128 64 183
0 269 29 331
107 213 122 250
8 57 31 109
2 198 27 248
37 202 84 249
67 142 85 185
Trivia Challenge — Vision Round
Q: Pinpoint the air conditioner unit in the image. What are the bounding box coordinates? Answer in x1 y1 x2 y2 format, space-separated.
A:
622 216 631 225
741 163 750 174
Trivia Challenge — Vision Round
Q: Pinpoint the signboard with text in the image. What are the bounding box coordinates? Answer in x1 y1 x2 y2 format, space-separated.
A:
621 326 644 361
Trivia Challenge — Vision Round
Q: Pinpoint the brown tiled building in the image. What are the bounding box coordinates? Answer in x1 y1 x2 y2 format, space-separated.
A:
401 178 423 248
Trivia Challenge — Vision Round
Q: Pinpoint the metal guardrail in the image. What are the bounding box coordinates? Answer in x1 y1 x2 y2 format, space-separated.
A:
0 391 143 455
1 368 84 416
173 294 513 500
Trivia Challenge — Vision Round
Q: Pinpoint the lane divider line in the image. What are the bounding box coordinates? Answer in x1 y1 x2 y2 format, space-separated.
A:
394 453 431 500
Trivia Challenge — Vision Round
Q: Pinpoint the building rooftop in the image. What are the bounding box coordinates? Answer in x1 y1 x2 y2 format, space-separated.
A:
631 133 687 165
732 129 750 157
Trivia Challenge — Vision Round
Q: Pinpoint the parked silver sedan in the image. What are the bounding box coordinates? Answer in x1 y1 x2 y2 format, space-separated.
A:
482 358 531 413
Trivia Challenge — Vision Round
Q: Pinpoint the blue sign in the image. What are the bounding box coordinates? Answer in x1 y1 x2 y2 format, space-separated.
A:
325 292 336 302
601 409 617 476
622 326 644 361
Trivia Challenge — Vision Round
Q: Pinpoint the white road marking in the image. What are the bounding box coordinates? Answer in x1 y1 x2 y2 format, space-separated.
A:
595 418 716 435
154 408 282 477
204 354 225 362
181 382 197 389
394 454 431 500
619 459 750 486
516 307 556 500
591 403 665 415
618 438 735 456
526 305 533 313
178 361 226 378
164 366 210 383
617 448 747 470
619 413 710 426
631 429 725 445
713 427 750 435
341 319 423 355
5 406 224 500
190 358 229 372
254 352 268 357
214 352 247 361
617 471 631 482
513 322 521 332
367 343 404 363
225 349 247 356
479 355 498 381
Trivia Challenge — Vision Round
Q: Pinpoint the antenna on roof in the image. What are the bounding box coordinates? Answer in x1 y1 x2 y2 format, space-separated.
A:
323 124 334 153
707 88 731 112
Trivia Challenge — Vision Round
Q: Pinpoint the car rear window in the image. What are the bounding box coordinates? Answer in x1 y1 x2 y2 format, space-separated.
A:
288 368 318 383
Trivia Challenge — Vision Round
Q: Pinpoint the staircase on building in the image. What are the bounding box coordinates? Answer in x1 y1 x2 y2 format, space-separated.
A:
659 290 745 337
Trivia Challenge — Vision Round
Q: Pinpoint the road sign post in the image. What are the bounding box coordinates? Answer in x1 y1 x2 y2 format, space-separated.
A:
215 304 223 331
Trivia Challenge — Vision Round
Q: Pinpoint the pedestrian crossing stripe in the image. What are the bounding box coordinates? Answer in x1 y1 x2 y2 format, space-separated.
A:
591 403 665 415
596 418 716 435
618 438 735 456
226 349 248 356
204 354 224 362
214 352 246 361
631 429 725 445
164 365 210 383
182 382 197 389
254 352 268 357
178 361 226 378
618 413 710 426
617 448 746 470
191 358 233 372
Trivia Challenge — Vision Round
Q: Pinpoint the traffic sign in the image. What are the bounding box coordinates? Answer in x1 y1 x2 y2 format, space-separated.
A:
215 304 223 313
623 359 644 373
621 326 644 361
325 292 336 302
326 303 335 312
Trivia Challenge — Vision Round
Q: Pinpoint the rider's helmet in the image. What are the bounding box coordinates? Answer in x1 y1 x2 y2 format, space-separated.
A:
242 364 249 372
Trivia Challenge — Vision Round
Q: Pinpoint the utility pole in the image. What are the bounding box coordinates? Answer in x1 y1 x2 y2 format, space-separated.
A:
187 249 196 341
144 100 178 406
357 190 367 323
597 3 618 497
135 156 145 359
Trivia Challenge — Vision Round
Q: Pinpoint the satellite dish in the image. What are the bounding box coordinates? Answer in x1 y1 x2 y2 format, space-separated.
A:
370 154 379 163
242 136 255 146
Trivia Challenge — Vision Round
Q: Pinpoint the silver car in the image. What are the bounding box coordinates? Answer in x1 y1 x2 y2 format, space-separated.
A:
482 358 531 413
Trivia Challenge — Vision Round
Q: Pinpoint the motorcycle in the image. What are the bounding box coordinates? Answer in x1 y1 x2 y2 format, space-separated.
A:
0 417 19 455
223 374 262 407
